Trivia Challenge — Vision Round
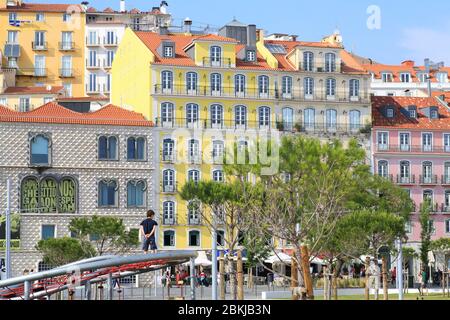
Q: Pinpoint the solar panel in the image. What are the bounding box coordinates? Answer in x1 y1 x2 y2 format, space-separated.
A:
265 44 287 54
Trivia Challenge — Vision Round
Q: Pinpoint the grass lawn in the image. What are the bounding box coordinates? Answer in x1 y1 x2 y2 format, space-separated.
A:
312 293 450 300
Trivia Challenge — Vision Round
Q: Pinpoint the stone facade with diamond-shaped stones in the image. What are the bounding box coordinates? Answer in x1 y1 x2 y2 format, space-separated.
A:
0 121 157 282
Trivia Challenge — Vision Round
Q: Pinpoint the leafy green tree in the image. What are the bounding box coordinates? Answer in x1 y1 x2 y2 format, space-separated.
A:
36 237 96 266
419 199 433 270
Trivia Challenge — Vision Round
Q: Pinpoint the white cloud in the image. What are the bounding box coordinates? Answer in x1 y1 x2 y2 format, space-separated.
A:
399 24 450 65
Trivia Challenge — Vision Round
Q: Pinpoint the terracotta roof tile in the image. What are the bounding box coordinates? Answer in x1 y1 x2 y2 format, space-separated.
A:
362 62 450 83
3 86 65 95
0 102 153 127
103 7 114 13
0 3 83 13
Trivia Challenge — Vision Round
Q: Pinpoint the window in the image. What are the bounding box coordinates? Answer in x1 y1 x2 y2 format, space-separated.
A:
0 97 7 106
259 106 270 128
408 106 417 118
163 45 174 58
88 73 97 92
34 31 45 49
188 170 200 184
30 134 50 166
349 110 361 130
282 107 294 131
399 133 410 151
163 201 175 225
188 230 200 247
326 78 336 97
19 97 30 112
212 141 224 162
188 139 200 162
422 161 433 183
325 53 336 72
303 51 314 71
382 73 393 83
378 160 389 178
445 192 450 212
427 220 436 234
61 55 72 77
98 136 118 160
127 137 145 161
282 76 293 97
444 134 450 152
405 220 412 234
258 75 269 97
36 13 44 22
400 161 411 183
235 105 247 127
162 169 175 192
186 72 198 93
162 139 175 162
127 180 146 207
445 219 450 234
444 163 450 184
34 55 46 76
400 73 411 83
8 12 18 25
386 107 394 118
211 73 222 94
186 103 199 126
106 50 114 67
41 225 55 240
423 190 433 202
213 170 224 182
98 180 118 207
161 71 173 91
210 104 223 128
235 74 246 96
326 109 337 131
217 230 225 246
436 72 448 83
246 50 256 62
430 109 439 119
210 46 222 66
377 132 388 150
7 30 18 44
349 79 360 97
88 31 97 45
63 83 72 97
106 31 116 45
63 13 71 22
61 31 73 49
188 202 201 225
304 108 315 130
418 73 428 83
422 133 433 152
163 230 175 247
161 102 174 125
304 77 314 96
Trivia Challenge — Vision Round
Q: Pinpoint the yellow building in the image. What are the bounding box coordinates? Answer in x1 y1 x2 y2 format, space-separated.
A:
111 21 371 250
0 0 85 96
0 84 65 110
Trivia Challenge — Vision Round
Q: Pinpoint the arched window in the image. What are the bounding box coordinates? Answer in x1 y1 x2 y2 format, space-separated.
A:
258 75 269 97
188 139 200 162
349 79 360 98
30 134 50 166
210 46 222 66
188 230 201 247
235 105 247 128
98 136 117 160
188 169 200 184
162 138 175 162
304 108 315 130
127 137 146 161
326 78 336 97
161 70 173 91
325 53 336 72
161 102 174 125
377 160 389 178
259 106 270 128
349 110 361 131
217 230 225 246
303 51 314 71
282 107 294 131
304 77 314 96
326 109 337 131
163 201 175 225
186 103 199 126
59 177 77 213
163 230 175 247
211 73 222 95
282 76 293 97
235 74 246 96
127 180 146 207
210 104 223 128
162 169 175 193
213 170 224 182
186 72 198 93
21 176 39 213
40 177 58 213
98 180 118 207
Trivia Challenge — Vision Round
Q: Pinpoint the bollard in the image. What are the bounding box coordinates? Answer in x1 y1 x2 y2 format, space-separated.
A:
85 280 92 300
107 273 113 300
190 257 196 300
24 280 31 300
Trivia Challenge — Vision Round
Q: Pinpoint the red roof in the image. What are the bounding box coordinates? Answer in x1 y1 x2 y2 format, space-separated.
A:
130 8 140 14
372 96 450 130
87 7 97 13
0 102 153 127
0 3 83 13
3 86 65 95
103 7 114 13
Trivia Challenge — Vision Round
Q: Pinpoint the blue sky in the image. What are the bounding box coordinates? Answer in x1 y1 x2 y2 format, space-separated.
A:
36 0 450 65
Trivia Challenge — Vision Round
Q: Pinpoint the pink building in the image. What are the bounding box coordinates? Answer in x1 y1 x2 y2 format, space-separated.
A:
372 96 450 270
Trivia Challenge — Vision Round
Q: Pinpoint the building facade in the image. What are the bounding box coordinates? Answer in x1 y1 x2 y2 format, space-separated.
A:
372 96 450 272
0 85 66 111
111 22 372 251
0 102 156 278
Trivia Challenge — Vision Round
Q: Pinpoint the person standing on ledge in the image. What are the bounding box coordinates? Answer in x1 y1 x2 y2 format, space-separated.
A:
140 210 158 254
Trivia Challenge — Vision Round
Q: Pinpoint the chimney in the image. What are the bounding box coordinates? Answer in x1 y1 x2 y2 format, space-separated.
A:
120 0 125 12
401 60 415 67
183 17 192 34
247 24 257 47
256 29 264 42
160 1 168 14
290 35 298 41
159 26 169 35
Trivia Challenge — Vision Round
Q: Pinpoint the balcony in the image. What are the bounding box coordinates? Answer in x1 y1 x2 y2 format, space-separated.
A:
442 175 450 185
32 41 48 51
396 174 416 185
162 217 177 226
419 175 439 185
103 59 113 69
86 59 102 69
59 42 75 51
298 62 342 73
202 57 233 68
161 182 178 194
103 36 118 46
188 153 202 165
161 152 176 163
153 84 369 103
420 202 439 213
188 216 201 226
17 68 47 77
376 144 450 154
85 84 101 94
59 68 74 78
86 37 101 46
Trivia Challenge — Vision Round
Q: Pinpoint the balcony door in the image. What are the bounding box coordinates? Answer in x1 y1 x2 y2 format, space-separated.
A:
34 55 45 76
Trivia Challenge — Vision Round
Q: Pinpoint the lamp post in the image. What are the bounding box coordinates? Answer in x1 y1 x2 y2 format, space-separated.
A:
211 220 218 300
396 239 403 300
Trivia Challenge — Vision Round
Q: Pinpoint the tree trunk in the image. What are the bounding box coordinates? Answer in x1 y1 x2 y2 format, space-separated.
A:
332 259 342 300
382 256 388 300
365 256 370 300
291 255 299 300
248 268 253 289
237 251 244 300
300 245 314 300
219 251 226 300
323 266 329 300
228 256 237 300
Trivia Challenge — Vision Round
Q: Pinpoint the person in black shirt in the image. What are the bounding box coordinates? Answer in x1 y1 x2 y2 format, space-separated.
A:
140 210 158 254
